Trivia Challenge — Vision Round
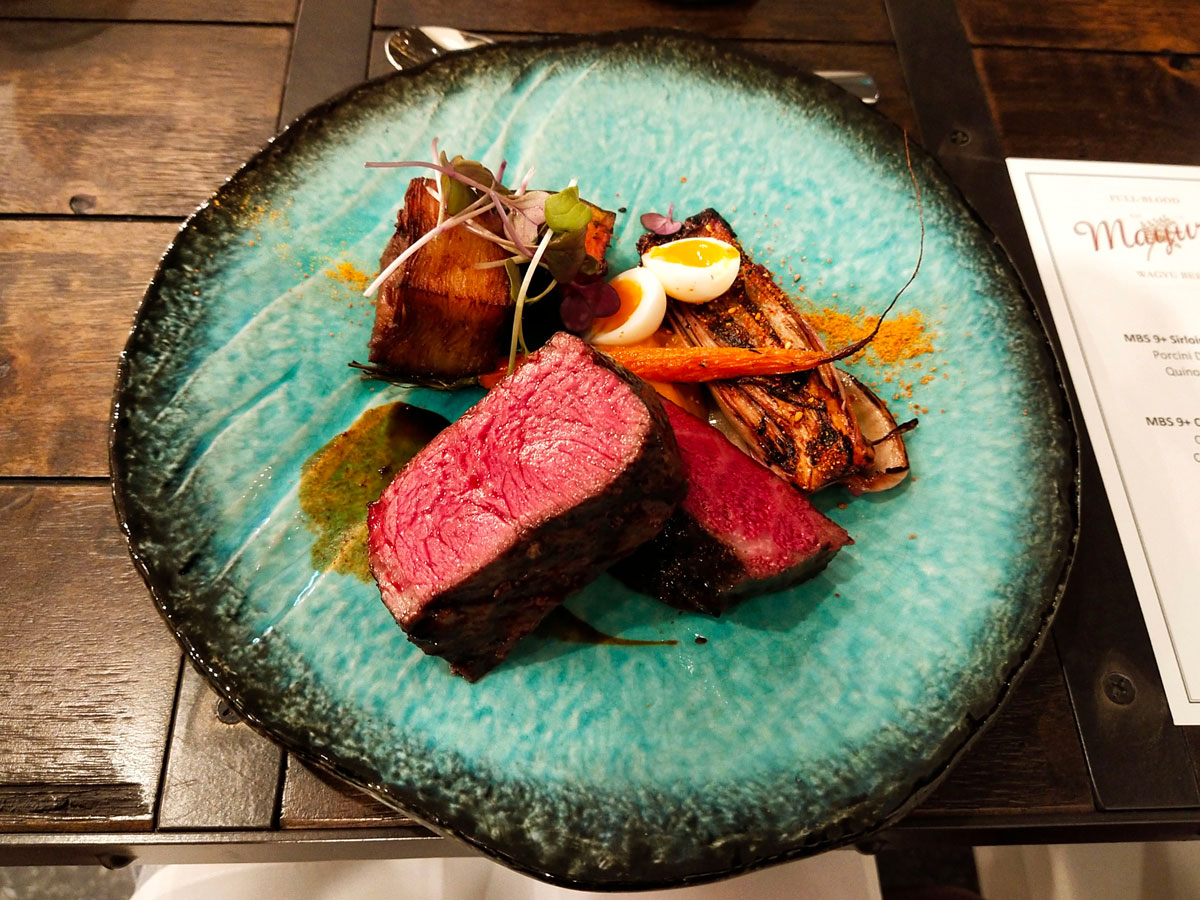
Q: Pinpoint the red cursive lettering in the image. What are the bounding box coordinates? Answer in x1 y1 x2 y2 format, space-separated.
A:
1074 217 1200 259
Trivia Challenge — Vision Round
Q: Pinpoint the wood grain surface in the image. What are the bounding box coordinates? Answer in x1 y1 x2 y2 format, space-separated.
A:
959 0 1200 54
0 485 179 831
0 220 181 478
158 667 283 831
3 0 1200 857
0 22 290 216
978 48 1200 164
374 0 895 42
0 0 298 23
905 644 1093 819
279 758 415 830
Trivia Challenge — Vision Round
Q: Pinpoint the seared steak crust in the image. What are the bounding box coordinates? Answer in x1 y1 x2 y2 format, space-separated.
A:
615 401 851 616
368 333 685 680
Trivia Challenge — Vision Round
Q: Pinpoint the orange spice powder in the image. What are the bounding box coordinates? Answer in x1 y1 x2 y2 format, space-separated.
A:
324 261 370 293
801 304 936 366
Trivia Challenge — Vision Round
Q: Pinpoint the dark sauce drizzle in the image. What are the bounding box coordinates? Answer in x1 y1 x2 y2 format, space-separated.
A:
541 607 677 646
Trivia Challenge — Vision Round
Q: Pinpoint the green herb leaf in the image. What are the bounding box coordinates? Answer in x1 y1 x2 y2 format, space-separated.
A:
503 259 522 302
544 186 592 234
577 255 602 278
540 226 588 283
440 174 477 216
451 157 499 192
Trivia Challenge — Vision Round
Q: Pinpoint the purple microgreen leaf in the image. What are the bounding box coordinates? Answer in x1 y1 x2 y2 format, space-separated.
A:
509 213 539 248
508 190 550 225
559 287 596 332
559 281 618 332
640 202 683 235
494 196 536 259
589 281 621 318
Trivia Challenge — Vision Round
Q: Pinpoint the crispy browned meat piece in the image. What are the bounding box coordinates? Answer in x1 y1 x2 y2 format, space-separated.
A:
638 209 873 492
368 178 513 377
368 180 617 378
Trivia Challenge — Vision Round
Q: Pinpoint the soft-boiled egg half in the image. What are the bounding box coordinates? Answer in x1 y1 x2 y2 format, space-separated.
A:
587 267 668 346
640 237 741 303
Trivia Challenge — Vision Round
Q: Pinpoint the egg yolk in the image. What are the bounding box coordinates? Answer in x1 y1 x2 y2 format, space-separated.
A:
591 276 642 333
645 239 739 268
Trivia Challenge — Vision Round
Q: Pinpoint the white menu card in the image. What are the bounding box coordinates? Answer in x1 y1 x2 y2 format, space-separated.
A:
1008 158 1200 724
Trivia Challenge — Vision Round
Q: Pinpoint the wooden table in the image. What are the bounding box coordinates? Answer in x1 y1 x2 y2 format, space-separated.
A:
3 0 1200 870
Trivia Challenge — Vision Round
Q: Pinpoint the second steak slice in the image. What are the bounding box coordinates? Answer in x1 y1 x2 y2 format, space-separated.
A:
367 332 685 680
615 401 851 616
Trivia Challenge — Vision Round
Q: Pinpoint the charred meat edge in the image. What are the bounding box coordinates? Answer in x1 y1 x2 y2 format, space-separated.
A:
639 208 910 493
368 336 685 680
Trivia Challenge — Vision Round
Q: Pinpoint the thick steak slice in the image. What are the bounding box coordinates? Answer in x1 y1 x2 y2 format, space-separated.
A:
614 401 851 616
367 332 685 680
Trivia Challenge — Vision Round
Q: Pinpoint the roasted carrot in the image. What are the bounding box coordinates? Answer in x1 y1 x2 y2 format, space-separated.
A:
601 345 836 382
477 334 875 388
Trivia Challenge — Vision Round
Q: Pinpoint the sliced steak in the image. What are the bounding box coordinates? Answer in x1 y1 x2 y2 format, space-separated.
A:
614 400 851 616
367 332 685 680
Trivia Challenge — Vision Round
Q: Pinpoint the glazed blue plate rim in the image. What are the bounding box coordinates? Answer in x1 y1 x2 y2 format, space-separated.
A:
109 29 1080 890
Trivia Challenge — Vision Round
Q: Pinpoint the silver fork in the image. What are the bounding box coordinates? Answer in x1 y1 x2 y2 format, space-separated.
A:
385 27 880 104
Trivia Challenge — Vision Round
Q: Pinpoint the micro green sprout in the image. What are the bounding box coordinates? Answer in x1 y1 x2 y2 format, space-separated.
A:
363 143 608 375
640 202 682 236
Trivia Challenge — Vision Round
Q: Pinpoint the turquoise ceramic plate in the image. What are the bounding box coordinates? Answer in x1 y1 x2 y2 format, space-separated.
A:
112 31 1075 889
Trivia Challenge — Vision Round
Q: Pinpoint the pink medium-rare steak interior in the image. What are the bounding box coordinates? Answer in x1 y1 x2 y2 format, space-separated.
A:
372 337 651 619
614 401 851 615
367 332 685 678
669 402 849 579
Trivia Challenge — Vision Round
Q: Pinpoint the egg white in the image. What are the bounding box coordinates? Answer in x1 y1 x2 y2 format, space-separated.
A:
587 267 668 346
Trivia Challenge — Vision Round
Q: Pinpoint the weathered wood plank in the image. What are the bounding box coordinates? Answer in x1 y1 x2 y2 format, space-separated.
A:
374 0 895 42
977 48 1200 165
157 667 283 831
368 33 915 135
0 22 290 216
0 485 180 831
0 0 298 23
279 756 416 829
958 0 1200 54
0 220 180 479
901 643 1094 819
